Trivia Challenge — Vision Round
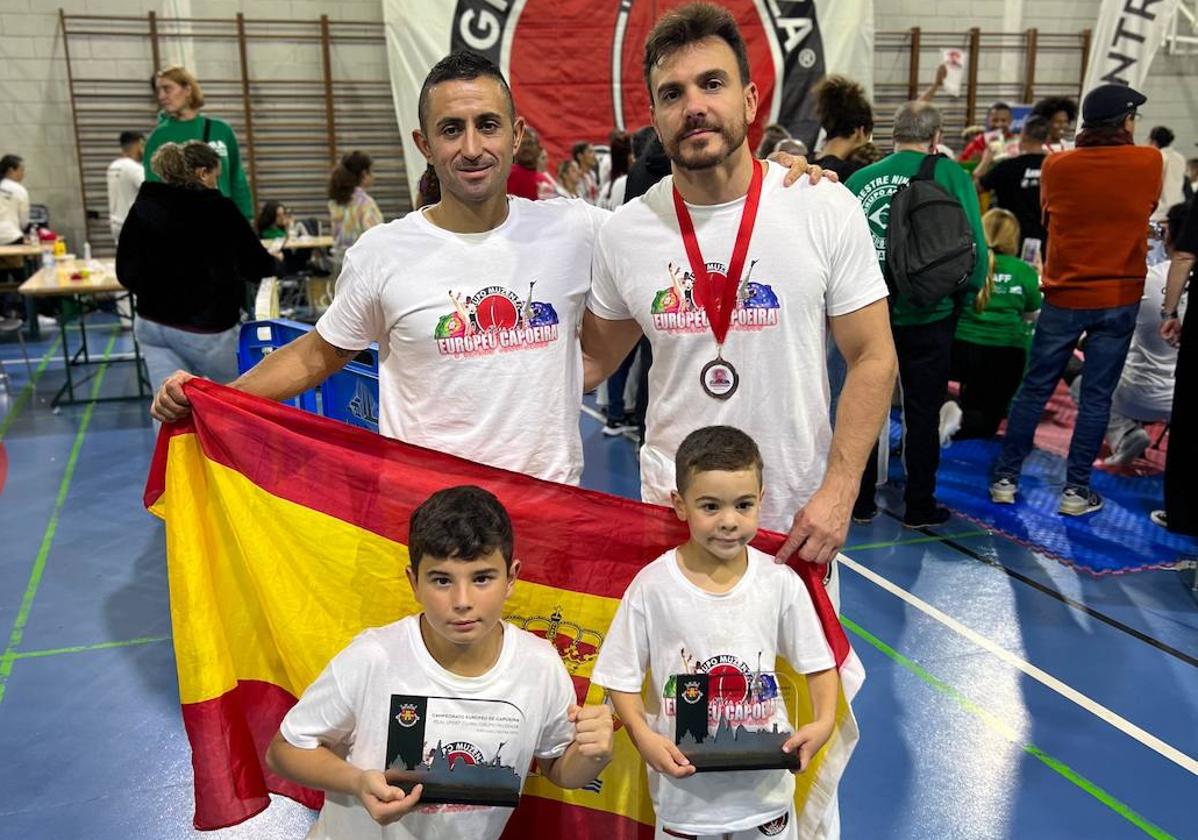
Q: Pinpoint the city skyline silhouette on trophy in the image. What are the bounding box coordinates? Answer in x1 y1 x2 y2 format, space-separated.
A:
668 651 800 773
383 694 525 807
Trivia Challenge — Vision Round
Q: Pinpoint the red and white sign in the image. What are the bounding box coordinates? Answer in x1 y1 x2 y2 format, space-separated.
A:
385 0 875 202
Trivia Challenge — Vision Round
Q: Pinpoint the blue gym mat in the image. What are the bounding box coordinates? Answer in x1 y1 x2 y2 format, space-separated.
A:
885 421 1198 575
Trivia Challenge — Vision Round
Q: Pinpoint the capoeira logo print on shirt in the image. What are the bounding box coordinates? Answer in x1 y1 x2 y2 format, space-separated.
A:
661 650 782 728
650 260 780 334
434 282 560 358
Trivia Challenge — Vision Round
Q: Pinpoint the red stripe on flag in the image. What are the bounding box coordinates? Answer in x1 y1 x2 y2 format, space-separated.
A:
181 680 322 830
501 793 654 840
148 380 689 598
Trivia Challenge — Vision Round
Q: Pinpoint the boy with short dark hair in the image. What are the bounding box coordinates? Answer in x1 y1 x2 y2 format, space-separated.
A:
267 485 614 839
591 426 840 839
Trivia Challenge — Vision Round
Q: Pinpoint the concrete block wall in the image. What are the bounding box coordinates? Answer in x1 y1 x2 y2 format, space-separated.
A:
0 0 387 252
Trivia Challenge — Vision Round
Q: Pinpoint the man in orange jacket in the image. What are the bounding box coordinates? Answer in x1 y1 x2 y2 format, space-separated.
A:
990 83 1162 516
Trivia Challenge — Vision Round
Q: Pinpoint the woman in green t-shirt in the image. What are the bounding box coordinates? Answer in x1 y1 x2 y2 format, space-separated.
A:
143 66 254 221
947 208 1043 439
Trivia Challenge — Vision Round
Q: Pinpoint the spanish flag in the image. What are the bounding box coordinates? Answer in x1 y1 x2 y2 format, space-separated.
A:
144 379 863 837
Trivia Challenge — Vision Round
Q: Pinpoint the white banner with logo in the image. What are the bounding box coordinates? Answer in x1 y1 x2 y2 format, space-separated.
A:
384 0 875 202
1083 0 1180 97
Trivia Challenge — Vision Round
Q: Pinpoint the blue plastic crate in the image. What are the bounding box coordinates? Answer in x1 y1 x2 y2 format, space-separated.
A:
237 320 380 433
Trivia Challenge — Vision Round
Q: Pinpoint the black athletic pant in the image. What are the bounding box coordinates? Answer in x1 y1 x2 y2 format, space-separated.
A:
950 339 1027 439
1165 305 1197 534
858 314 957 517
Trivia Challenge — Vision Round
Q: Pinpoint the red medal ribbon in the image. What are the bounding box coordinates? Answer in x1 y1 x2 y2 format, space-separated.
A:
671 160 764 349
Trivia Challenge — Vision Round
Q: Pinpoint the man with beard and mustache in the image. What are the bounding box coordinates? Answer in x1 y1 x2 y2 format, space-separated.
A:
150 50 828 486
581 2 897 610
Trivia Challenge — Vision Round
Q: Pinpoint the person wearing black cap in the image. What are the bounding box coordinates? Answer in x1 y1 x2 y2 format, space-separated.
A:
990 83 1162 516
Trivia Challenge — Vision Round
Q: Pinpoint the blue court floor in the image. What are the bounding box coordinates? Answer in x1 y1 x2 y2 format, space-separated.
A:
0 319 1195 839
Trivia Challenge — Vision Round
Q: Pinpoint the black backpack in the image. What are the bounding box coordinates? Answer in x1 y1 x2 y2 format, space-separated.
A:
885 154 976 308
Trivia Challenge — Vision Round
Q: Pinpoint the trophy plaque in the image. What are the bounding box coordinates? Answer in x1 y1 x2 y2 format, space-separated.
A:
383 694 526 807
667 663 800 773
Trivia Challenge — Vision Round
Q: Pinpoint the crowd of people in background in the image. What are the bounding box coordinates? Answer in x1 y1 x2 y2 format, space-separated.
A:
477 65 1196 536
3 43 1196 538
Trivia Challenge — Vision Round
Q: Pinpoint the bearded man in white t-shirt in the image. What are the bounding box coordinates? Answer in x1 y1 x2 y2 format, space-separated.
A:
150 51 828 484
580 2 898 582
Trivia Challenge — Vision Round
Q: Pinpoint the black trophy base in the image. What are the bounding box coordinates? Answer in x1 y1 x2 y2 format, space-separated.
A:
679 733 801 773
384 770 520 808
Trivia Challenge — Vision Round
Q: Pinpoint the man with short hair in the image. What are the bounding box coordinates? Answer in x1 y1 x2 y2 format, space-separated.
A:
846 101 988 527
582 3 897 584
108 131 145 241
959 101 1014 162
1148 125 1187 221
152 53 606 485
990 84 1163 515
974 114 1049 250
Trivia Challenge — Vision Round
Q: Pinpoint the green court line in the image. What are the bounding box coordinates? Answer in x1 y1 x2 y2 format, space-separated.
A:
0 332 64 441
841 615 1175 840
12 635 171 661
0 329 118 706
843 528 992 552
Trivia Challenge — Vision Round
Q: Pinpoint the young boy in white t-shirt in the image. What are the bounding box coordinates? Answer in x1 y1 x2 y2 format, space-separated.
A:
590 427 839 839
266 485 614 840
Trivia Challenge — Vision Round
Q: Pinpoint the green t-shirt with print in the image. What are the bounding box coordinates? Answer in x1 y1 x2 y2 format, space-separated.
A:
845 150 989 327
955 253 1042 348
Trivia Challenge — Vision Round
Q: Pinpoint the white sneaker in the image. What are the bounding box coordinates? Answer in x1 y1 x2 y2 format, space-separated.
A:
989 477 1018 504
939 400 963 447
1059 486 1103 516
1103 427 1150 466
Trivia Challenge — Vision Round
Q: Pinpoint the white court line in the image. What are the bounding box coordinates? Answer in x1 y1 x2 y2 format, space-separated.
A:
838 553 1198 777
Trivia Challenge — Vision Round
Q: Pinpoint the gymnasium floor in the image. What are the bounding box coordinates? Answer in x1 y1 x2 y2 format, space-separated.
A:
0 319 1195 839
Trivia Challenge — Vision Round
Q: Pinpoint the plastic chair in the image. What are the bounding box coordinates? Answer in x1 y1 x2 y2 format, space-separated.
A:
0 316 34 395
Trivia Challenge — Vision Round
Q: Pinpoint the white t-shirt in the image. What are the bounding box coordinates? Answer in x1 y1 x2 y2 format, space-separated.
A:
107 156 145 239
600 174 628 210
0 178 30 243
587 161 888 530
1153 146 1188 221
316 197 608 484
590 547 836 834
1113 260 1186 419
280 616 577 840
